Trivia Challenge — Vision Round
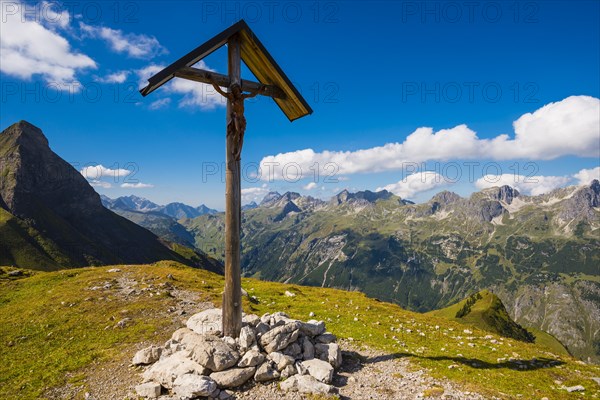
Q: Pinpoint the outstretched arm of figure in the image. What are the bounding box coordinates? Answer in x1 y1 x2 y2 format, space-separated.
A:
241 86 267 99
210 82 231 99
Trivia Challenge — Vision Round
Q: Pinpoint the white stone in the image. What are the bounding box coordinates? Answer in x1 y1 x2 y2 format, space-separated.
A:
565 385 585 393
315 332 336 344
284 291 296 297
238 325 256 349
300 320 325 337
135 382 161 398
279 374 335 395
280 375 299 392
186 308 222 335
210 367 255 388
242 313 260 327
280 364 296 379
295 361 308 375
142 351 207 389
259 321 301 353
315 343 342 368
132 345 162 365
237 349 265 367
302 337 314 360
185 334 240 372
171 327 193 343
300 358 334 383
283 342 302 359
268 351 295 371
254 361 280 382
173 374 217 398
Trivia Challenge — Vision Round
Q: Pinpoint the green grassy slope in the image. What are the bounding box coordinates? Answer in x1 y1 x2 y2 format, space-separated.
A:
0 208 71 269
428 290 570 356
0 262 598 399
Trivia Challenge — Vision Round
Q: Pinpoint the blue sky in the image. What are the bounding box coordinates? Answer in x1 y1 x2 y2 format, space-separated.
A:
1 0 599 209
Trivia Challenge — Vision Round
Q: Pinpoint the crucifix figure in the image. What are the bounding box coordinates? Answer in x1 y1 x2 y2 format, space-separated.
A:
210 82 265 161
140 20 312 338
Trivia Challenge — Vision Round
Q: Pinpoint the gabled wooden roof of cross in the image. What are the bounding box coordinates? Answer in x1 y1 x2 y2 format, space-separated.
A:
139 20 311 339
140 19 312 121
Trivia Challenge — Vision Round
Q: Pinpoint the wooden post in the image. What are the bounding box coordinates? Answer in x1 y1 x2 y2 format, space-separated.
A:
139 22 312 338
223 33 242 338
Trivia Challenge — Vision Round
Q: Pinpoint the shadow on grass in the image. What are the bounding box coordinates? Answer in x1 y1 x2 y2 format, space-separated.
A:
339 350 565 374
334 350 565 398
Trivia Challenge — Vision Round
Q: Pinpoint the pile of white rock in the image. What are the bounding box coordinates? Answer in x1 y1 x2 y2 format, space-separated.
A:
133 308 342 399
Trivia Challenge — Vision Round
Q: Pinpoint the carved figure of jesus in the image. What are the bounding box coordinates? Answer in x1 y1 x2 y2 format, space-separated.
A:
211 83 264 161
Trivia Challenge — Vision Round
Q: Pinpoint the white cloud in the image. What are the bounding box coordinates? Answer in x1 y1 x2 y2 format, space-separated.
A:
377 172 448 199
303 182 318 190
38 1 70 29
80 165 131 180
241 185 271 204
89 180 112 189
260 96 600 180
96 71 129 84
573 167 600 185
121 182 154 189
475 174 570 196
137 62 225 110
80 22 166 59
509 96 600 159
149 98 171 110
0 1 96 85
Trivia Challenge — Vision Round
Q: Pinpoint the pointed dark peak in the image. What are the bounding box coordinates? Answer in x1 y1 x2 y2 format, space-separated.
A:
280 191 301 201
497 185 520 204
260 191 282 206
1 120 49 148
331 189 351 205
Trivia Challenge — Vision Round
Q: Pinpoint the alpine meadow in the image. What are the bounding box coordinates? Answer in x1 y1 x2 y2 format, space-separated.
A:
1 1 599 399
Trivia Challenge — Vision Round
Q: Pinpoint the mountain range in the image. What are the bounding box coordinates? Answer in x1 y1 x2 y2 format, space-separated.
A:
101 195 218 219
182 182 600 363
0 121 221 273
1 120 599 364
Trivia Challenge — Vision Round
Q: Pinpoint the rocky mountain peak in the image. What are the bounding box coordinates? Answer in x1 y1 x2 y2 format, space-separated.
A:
331 189 351 204
0 120 100 216
1 120 49 149
493 185 520 204
562 179 600 217
430 191 461 206
280 192 301 202
260 191 282 207
0 120 205 268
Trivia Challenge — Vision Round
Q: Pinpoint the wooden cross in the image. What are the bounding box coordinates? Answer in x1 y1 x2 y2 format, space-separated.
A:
140 20 312 338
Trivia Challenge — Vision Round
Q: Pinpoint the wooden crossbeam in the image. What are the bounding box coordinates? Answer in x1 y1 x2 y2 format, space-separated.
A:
174 67 286 99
